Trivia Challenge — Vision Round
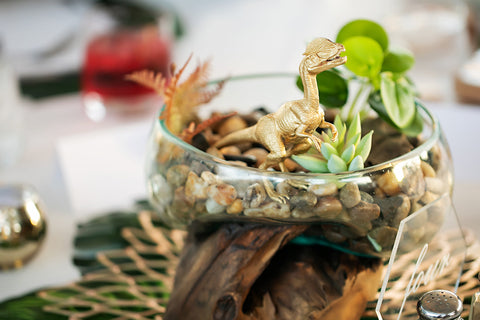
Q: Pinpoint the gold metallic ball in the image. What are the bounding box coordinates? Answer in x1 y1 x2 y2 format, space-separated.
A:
0 184 47 270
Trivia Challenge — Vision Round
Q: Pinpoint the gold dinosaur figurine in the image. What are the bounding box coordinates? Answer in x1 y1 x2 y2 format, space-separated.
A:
215 38 347 202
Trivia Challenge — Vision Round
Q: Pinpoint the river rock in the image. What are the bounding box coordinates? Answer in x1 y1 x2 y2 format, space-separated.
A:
184 172 209 202
244 201 291 219
226 199 243 215
376 194 411 226
425 177 446 195
243 183 267 208
349 201 380 222
339 182 361 208
314 196 343 219
217 115 248 136
309 183 338 197
290 190 317 209
420 161 436 178
400 165 426 199
208 183 237 206
377 171 401 196
166 164 191 188
368 226 397 250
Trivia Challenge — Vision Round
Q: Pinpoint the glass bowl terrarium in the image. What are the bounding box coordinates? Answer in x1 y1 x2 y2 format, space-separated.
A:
144 71 452 258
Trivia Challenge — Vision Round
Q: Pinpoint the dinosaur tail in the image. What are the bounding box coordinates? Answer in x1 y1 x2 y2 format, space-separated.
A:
214 126 257 149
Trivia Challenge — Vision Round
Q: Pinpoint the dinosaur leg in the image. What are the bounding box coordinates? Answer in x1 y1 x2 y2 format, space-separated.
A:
285 140 312 190
320 121 338 141
256 119 290 204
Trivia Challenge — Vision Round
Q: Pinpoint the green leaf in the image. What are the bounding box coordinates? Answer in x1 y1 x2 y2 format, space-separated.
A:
336 19 389 52
400 103 424 136
382 46 415 73
321 142 338 159
328 154 347 173
332 116 346 148
292 155 328 173
346 113 361 143
348 155 365 171
345 132 360 150
341 144 355 163
356 130 373 160
380 73 416 128
0 293 63 320
296 69 348 108
343 36 384 80
368 91 398 128
368 92 423 137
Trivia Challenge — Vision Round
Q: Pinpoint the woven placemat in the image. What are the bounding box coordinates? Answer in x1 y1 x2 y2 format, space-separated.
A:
35 211 480 320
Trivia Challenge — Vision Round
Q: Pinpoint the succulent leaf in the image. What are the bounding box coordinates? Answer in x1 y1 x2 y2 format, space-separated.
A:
292 155 328 173
341 144 355 163
345 132 361 150
346 114 361 143
348 155 364 171
293 115 373 174
355 130 373 160
321 143 338 159
328 154 348 173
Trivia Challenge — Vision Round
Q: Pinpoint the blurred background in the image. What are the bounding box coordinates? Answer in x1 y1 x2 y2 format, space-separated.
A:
0 0 480 303
0 0 478 103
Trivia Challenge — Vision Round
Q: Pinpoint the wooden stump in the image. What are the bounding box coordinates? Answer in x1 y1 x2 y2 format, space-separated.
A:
164 222 383 320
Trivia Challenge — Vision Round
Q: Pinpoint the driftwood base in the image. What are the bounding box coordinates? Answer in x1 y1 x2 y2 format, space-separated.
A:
164 222 383 320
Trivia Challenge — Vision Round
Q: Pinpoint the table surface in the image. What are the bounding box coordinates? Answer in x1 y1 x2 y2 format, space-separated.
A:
0 0 478 304
0 93 479 303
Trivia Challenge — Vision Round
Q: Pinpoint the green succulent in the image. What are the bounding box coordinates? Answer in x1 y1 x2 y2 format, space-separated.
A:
292 114 373 173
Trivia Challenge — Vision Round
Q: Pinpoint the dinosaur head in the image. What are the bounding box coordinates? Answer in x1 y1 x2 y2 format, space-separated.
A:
303 38 347 74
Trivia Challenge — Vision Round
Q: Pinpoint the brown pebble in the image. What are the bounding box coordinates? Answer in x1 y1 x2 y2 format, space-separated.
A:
200 171 218 185
244 201 291 219
206 147 224 159
226 199 243 215
376 194 410 227
339 182 361 208
425 177 446 195
290 190 317 209
314 196 343 218
308 183 338 197
219 146 242 155
205 198 226 214
421 161 436 178
275 181 299 198
243 148 268 167
166 164 190 188
368 226 397 250
260 201 291 219
217 115 248 137
349 201 380 222
322 225 347 243
400 165 426 199
184 172 209 201
208 183 237 206
418 191 439 206
377 171 401 196
243 183 267 208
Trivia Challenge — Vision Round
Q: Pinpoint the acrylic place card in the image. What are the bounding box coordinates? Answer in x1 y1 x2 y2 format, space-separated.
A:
375 193 466 319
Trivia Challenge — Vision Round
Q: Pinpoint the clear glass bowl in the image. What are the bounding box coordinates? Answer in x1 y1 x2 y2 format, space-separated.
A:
145 74 453 257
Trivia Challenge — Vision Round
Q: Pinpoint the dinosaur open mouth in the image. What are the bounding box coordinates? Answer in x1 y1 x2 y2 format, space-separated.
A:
327 55 342 62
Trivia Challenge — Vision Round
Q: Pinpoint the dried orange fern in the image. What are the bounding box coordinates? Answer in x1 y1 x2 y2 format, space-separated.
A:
127 55 225 135
180 112 237 143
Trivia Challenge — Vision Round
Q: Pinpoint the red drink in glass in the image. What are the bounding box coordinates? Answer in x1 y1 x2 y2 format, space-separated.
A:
82 26 170 120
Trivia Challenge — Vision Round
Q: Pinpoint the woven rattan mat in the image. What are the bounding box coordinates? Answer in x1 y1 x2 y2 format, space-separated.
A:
37 211 480 320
